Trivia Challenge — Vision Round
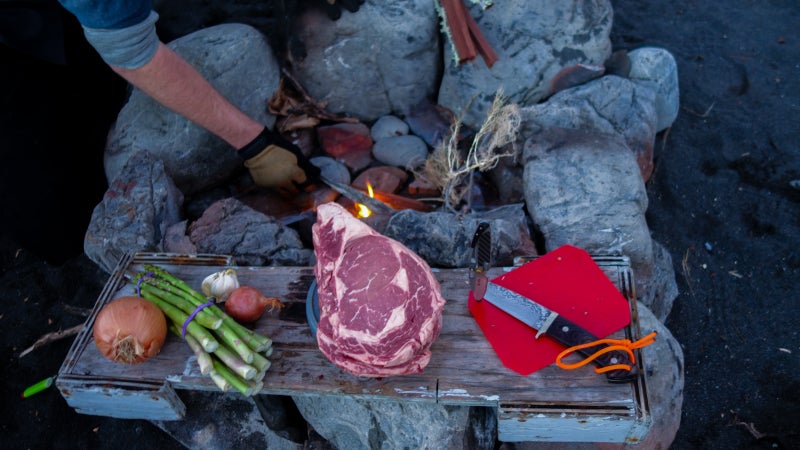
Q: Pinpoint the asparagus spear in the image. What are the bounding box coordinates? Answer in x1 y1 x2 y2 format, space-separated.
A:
140 283 222 330
137 264 276 396
141 295 219 352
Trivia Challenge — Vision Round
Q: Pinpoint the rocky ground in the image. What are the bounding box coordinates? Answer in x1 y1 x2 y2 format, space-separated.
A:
1 1 798 449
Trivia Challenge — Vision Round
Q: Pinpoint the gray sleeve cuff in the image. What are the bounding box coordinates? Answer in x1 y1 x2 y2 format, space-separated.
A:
82 10 160 69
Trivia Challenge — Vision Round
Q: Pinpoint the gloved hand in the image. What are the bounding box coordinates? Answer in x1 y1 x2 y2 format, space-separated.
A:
238 128 320 193
320 0 365 20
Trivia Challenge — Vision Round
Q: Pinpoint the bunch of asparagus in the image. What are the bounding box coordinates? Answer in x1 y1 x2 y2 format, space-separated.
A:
132 264 272 396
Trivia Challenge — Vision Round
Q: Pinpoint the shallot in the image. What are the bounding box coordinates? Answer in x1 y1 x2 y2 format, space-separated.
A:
225 286 283 323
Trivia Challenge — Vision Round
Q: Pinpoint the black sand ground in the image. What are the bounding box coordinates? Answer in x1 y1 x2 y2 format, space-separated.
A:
2 1 798 448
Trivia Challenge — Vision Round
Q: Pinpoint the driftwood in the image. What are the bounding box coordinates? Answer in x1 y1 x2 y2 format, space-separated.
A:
461 2 498 67
19 324 83 358
440 0 498 68
269 68 360 132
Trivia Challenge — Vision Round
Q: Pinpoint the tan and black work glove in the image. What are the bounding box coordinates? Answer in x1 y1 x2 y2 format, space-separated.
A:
238 128 320 193
320 0 364 20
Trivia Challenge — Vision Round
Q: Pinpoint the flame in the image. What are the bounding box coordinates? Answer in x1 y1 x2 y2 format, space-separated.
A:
355 181 375 218
356 203 371 218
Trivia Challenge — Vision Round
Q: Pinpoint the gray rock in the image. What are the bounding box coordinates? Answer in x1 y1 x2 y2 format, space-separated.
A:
627 47 680 131
496 302 683 450
522 128 654 298
438 0 613 129
188 198 312 266
292 395 476 450
382 204 537 268
290 0 440 121
488 155 526 205
183 185 237 223
546 63 606 96
154 392 304 450
633 301 684 450
404 98 460 148
644 240 679 322
518 75 659 181
310 156 351 185
105 23 280 195
370 115 410 141
84 150 184 273
372 134 429 169
162 220 197 255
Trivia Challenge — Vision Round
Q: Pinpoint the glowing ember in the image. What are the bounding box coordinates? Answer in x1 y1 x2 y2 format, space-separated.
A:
355 181 375 218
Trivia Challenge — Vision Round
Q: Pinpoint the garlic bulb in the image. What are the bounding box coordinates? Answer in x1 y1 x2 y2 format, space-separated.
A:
201 268 240 302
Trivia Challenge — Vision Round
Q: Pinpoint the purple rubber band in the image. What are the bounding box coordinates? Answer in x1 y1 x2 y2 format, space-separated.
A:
136 271 154 297
182 300 215 340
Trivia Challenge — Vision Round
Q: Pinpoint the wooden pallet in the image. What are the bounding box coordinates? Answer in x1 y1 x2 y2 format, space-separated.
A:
57 253 650 444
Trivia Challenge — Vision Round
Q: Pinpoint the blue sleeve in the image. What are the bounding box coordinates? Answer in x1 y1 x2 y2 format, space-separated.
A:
57 0 153 29
57 1 160 69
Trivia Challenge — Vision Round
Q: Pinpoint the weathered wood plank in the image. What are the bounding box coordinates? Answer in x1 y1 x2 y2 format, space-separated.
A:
497 410 642 443
57 252 650 443
57 377 186 420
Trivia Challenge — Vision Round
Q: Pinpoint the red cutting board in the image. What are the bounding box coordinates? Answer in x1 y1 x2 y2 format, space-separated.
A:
468 245 631 376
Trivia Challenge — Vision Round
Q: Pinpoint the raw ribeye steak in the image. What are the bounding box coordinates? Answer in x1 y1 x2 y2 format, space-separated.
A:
312 202 446 377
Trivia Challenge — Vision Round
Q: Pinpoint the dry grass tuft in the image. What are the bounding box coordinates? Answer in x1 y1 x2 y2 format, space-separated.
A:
417 89 521 211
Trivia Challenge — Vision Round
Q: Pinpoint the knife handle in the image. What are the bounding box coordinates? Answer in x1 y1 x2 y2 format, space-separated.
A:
546 316 639 383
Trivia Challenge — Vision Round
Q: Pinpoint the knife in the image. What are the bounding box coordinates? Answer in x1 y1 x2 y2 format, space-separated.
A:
482 282 639 383
469 222 491 301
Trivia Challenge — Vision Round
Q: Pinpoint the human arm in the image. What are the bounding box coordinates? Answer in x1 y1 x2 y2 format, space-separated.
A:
57 1 318 190
115 46 319 190
114 46 318 190
110 42 264 149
